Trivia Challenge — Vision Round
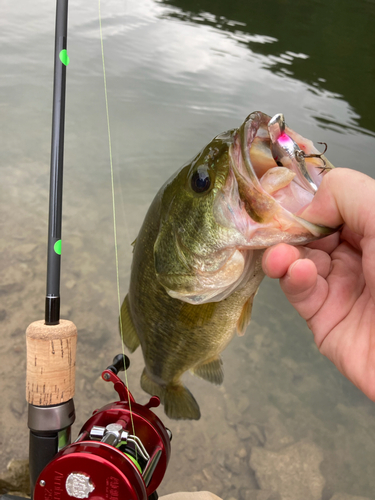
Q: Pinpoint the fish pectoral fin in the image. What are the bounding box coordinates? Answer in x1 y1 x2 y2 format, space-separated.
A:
192 356 224 385
141 369 200 420
236 292 257 336
119 294 140 353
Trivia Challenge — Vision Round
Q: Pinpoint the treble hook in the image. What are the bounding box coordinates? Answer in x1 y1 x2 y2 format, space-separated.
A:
295 142 331 174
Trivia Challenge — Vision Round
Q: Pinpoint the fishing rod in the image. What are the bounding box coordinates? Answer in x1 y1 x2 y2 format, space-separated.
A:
0 1 171 498
25 0 77 496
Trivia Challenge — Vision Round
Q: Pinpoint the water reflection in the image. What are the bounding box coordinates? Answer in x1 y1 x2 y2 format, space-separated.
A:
160 0 375 133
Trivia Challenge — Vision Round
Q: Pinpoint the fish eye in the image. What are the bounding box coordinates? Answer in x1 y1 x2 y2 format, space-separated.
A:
191 169 211 193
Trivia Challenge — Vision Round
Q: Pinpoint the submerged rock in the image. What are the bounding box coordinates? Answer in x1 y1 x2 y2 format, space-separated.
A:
330 494 372 500
262 414 294 451
0 458 30 497
160 493 222 500
242 490 281 500
249 439 324 500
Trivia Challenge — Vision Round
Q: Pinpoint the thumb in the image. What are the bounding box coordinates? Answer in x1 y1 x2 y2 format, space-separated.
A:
299 168 375 236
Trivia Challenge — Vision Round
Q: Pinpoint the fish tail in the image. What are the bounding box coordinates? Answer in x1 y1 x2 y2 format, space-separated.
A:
141 369 201 420
119 294 140 353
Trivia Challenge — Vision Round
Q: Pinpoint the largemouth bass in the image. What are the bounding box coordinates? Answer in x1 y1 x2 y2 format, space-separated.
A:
120 111 335 420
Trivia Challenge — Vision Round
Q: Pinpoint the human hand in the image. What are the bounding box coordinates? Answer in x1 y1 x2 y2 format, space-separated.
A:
262 168 375 400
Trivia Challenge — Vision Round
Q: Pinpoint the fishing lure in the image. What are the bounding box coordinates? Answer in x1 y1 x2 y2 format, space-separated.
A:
268 113 330 193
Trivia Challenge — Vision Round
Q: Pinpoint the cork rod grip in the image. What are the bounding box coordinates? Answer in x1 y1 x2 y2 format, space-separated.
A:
26 319 77 405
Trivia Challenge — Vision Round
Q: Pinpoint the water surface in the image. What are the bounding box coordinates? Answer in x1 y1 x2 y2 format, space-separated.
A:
1 0 375 498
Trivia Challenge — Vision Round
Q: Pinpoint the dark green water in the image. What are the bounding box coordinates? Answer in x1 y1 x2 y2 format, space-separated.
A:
1 0 375 498
164 0 375 133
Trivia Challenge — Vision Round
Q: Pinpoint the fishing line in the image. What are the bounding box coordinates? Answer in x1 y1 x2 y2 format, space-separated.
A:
98 0 137 445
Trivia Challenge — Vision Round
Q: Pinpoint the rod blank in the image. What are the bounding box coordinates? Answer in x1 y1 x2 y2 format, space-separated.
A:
45 0 69 325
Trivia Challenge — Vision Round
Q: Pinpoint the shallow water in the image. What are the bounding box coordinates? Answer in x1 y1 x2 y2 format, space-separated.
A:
1 0 375 498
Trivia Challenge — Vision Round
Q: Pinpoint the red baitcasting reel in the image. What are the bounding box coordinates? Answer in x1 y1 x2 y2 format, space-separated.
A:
33 355 171 500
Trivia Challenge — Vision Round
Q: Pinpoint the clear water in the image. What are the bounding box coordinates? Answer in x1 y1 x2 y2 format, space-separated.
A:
1 0 375 498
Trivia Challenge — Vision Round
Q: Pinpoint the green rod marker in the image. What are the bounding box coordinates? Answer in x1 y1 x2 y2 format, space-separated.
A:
59 49 70 66
54 240 62 255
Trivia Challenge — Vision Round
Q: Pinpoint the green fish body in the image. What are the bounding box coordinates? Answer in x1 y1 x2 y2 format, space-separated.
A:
120 111 335 420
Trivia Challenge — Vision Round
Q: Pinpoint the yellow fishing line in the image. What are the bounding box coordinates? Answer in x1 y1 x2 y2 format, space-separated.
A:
98 0 137 446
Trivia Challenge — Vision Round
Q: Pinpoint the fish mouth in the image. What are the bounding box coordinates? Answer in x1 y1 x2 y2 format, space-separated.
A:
226 111 337 247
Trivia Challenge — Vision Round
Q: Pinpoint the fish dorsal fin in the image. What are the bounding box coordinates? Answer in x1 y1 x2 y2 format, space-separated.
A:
119 294 140 352
236 292 256 336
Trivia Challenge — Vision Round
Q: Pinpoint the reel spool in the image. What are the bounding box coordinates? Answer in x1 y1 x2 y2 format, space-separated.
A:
33 355 171 500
